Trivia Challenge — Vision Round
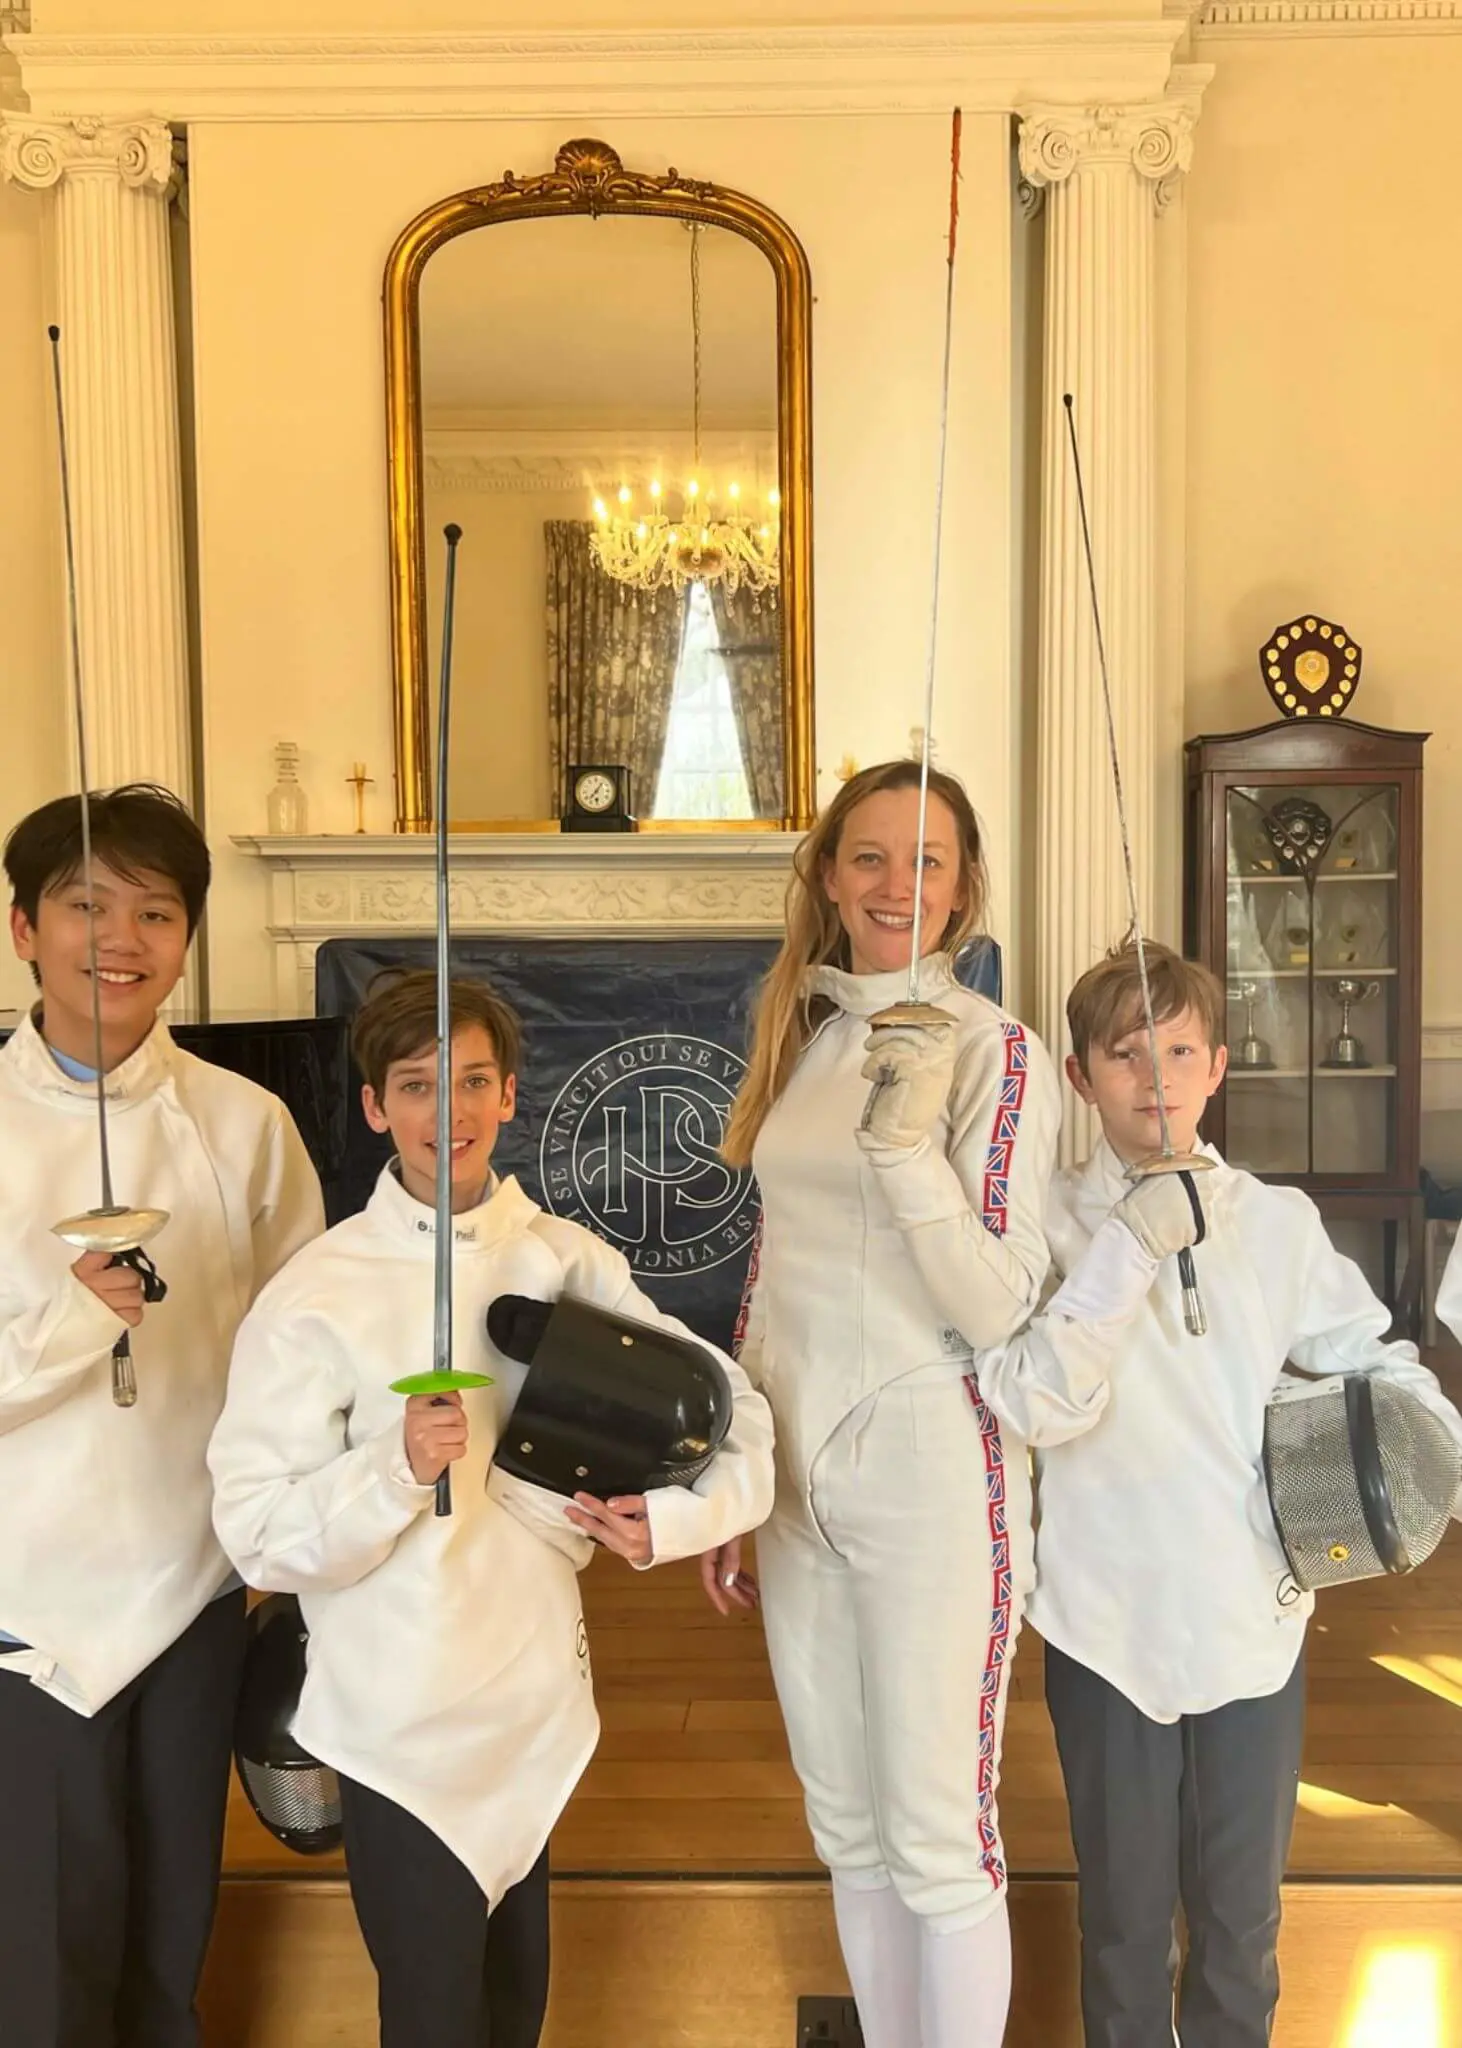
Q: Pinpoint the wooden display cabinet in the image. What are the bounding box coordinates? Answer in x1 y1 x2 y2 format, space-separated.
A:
1184 718 1427 1320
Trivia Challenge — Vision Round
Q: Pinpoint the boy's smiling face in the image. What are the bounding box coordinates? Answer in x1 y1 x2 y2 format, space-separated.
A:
9 861 191 1069
1067 1004 1228 1165
363 1021 517 1212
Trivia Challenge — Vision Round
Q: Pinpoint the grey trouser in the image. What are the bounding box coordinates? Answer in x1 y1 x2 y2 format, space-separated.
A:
1044 1642 1305 2048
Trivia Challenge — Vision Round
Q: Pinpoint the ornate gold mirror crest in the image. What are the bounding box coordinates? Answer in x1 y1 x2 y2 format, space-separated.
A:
384 138 815 833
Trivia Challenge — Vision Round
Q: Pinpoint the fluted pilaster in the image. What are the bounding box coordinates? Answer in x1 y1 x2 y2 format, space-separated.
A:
1019 93 1202 1161
3 116 191 804
3 114 195 1007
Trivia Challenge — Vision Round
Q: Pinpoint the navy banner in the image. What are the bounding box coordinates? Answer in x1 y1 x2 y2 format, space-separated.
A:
315 934 1002 1355
316 937 776 1351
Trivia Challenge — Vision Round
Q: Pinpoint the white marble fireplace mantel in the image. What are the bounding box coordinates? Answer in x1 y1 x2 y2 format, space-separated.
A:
233 830 799 1015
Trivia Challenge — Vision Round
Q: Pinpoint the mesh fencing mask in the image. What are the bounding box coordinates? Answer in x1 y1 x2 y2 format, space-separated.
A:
1263 1373 1461 1592
234 1593 342 1855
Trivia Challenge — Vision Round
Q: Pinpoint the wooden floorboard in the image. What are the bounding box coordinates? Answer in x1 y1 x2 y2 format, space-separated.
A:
224 1345 1462 1884
200 1877 1462 2048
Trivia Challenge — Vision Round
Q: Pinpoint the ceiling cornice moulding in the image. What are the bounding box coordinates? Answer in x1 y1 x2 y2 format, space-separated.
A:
1199 2 1462 34
5 24 1187 121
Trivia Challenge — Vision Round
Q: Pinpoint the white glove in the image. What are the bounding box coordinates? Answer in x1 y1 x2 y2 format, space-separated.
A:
1113 1169 1208 1263
856 1020 956 1153
1050 1216 1166 1323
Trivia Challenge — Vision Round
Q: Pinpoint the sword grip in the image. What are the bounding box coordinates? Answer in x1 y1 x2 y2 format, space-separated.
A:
432 1395 453 1518
103 1247 165 1409
859 1064 896 1134
111 1333 137 1408
1178 1248 1207 1339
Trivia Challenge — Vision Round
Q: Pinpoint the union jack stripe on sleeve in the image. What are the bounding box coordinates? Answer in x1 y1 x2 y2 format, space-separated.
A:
980 1022 1029 1240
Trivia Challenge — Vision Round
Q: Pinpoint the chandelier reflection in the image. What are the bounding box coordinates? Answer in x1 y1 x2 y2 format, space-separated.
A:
590 224 781 595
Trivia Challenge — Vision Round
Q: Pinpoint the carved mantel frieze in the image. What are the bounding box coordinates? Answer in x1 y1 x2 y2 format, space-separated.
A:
233 832 797 1015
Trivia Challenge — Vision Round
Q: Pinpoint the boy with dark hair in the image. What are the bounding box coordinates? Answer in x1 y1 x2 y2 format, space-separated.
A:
0 782 324 2044
978 941 1462 2048
209 969 774 2048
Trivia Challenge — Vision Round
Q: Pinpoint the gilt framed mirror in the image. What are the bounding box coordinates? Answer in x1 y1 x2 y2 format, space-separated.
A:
383 138 815 833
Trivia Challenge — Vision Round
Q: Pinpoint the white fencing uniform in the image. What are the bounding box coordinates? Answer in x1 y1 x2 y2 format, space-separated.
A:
977 1136 1462 2047
209 1164 775 1910
977 1137 1462 1721
743 956 1060 1931
0 1011 324 1713
1437 1226 1462 1349
0 1008 324 2042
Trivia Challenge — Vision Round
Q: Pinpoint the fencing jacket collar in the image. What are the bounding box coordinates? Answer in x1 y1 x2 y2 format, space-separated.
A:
9 1006 177 1107
368 1161 538 1251
806 953 957 1021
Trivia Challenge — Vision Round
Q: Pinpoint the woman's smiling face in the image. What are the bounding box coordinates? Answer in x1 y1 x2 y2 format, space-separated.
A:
821 786 966 976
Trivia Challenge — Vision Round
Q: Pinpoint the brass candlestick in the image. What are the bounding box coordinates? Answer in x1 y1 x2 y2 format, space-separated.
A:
346 761 374 834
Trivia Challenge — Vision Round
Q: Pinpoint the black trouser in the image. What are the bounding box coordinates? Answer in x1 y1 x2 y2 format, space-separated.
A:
1044 1642 1306 2048
339 1774 551 2048
0 1588 248 2048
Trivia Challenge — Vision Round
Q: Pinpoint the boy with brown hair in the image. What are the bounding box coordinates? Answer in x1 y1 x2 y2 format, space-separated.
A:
978 941 1462 2048
209 969 773 2048
0 783 324 2045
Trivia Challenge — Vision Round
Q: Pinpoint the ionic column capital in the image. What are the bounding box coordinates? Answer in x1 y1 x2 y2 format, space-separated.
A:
1018 95 1203 211
0 115 179 198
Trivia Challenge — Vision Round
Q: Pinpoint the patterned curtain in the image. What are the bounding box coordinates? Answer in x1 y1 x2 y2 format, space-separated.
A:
708 581 785 821
544 521 687 818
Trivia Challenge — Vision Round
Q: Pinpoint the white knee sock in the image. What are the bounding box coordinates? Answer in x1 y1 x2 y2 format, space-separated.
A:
918 1896 1013 2048
831 1874 921 2048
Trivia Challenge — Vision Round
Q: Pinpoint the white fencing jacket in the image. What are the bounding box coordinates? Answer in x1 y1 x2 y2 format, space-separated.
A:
978 1139 1462 1722
209 1165 775 1908
742 957 1061 1484
1437 1228 1462 1346
0 1012 324 1713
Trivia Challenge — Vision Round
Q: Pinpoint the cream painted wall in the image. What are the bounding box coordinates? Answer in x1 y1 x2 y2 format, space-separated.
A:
0 153 65 1019
1184 28 1462 1078
189 111 1017 1014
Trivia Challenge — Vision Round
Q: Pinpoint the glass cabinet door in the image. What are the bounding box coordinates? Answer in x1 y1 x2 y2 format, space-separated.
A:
1222 781 1398 1177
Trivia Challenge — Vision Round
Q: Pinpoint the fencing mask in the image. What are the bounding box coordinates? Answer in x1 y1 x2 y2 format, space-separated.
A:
1263 1372 1462 1592
487 1293 733 1499
234 1593 343 1855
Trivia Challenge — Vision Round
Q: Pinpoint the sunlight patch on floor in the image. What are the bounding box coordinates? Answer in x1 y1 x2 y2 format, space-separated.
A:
1337 1939 1452 2048
1297 1781 1402 1822
1371 1653 1462 1710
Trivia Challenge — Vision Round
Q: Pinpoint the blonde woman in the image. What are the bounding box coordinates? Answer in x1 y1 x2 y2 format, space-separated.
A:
705 761 1061 2048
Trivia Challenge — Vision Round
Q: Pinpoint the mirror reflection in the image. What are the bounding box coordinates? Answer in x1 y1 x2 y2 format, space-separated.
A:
419 215 783 825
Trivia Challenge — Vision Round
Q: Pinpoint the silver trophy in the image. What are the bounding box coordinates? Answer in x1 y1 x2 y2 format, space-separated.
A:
1230 981 1275 1071
1322 978 1378 1069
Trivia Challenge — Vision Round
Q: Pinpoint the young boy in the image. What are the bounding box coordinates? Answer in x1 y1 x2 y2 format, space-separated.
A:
208 970 775 2048
0 783 324 2045
977 941 1462 2048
